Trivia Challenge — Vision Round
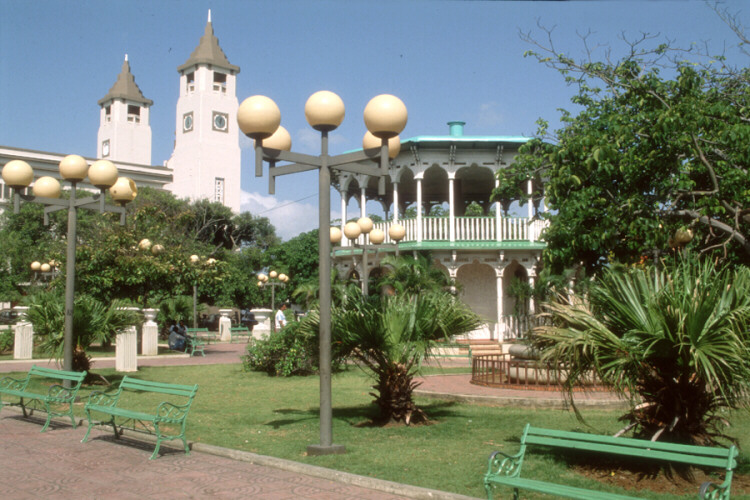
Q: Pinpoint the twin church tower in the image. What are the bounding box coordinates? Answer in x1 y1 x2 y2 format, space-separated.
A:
95 11 242 212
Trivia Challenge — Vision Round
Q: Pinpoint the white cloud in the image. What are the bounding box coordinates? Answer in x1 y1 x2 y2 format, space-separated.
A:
240 190 342 241
476 101 504 128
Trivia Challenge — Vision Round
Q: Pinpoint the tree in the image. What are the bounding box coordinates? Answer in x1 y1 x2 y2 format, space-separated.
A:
376 254 453 296
531 255 750 445
496 19 750 274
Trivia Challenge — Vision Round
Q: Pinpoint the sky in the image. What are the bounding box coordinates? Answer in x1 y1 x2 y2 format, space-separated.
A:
1 0 747 240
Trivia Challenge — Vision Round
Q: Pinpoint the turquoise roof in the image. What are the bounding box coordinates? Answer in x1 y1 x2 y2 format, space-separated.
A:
402 135 530 144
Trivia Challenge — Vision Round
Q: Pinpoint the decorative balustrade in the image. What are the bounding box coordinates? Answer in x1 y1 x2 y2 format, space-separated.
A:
352 216 548 246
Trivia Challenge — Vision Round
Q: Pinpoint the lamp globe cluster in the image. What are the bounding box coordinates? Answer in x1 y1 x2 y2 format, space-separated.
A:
1 155 136 204
330 217 405 245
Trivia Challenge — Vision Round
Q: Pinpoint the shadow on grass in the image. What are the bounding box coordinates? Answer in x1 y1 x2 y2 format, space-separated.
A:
265 400 462 429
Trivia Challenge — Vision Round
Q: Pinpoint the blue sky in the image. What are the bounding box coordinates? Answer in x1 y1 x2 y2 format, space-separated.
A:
1 0 747 240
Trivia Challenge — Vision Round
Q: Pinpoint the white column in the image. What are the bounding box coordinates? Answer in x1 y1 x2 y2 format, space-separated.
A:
141 308 158 356
449 176 456 242
116 307 139 372
219 308 233 342
416 178 423 243
528 270 537 315
393 183 399 222
12 306 32 360
527 179 534 242
495 179 502 242
496 267 505 342
340 190 348 247
360 187 367 245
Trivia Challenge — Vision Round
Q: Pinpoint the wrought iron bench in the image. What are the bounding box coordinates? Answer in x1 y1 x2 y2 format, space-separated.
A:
230 326 252 343
185 332 205 357
485 423 738 499
0 365 86 431
82 376 198 459
186 327 217 344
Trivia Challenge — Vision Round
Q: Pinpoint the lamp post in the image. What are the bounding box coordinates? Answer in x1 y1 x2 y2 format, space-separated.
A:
237 91 407 456
331 217 405 297
30 259 60 284
189 254 217 328
256 270 289 333
2 156 136 380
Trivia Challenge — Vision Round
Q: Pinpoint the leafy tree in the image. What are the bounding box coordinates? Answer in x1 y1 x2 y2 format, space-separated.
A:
496 20 750 274
532 255 750 445
376 254 452 296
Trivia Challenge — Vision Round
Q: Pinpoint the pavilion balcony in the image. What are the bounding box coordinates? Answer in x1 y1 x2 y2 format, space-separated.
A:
341 216 547 247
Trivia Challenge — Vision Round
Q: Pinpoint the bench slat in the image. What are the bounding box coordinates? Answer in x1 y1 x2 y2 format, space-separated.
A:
28 366 86 382
526 435 734 469
488 476 640 500
528 426 735 459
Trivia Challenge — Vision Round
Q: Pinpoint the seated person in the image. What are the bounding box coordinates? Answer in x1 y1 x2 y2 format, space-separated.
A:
168 320 187 351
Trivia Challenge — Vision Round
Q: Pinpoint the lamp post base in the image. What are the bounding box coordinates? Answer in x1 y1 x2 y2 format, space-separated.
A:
306 444 346 456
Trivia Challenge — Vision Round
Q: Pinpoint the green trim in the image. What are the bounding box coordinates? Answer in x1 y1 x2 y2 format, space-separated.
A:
333 240 545 256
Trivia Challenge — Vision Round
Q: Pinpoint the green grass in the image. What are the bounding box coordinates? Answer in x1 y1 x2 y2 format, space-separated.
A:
3 364 749 499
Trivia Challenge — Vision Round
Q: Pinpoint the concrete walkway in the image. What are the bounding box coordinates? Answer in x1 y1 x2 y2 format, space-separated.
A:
0 343 623 499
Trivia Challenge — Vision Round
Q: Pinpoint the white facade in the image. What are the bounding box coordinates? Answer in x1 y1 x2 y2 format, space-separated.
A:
165 15 242 213
97 56 153 166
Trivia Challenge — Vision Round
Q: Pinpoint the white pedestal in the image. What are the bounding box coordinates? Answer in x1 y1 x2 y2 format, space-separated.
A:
13 307 33 360
116 307 140 372
141 308 158 356
218 309 232 342
251 308 272 339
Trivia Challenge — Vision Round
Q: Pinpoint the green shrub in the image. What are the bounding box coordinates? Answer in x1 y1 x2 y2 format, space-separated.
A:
0 328 13 353
242 322 316 376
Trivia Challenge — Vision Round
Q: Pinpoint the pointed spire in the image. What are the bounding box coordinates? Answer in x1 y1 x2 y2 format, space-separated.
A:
98 56 153 107
177 13 240 75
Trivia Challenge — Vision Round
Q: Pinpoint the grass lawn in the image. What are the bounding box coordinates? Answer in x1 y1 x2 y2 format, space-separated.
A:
4 363 749 499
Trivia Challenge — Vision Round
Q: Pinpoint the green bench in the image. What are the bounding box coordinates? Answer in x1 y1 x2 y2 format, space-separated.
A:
484 423 738 500
82 376 198 460
0 365 86 432
230 326 252 343
186 327 218 344
185 332 205 357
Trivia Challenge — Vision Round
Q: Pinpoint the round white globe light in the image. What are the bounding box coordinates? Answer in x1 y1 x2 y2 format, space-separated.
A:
237 95 281 139
363 132 401 159
139 238 152 251
269 270 278 279
32 176 62 198
2 160 34 188
369 228 385 245
389 223 406 242
40 263 51 272
344 221 362 240
151 244 164 255
190 255 200 264
88 159 119 189
330 226 342 244
30 261 41 271
278 273 288 282
357 217 374 234
259 125 292 151
110 177 137 204
305 90 345 131
59 154 89 182
363 94 407 139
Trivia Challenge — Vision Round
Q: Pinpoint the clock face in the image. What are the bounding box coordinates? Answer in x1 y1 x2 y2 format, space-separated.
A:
213 112 228 132
183 113 193 132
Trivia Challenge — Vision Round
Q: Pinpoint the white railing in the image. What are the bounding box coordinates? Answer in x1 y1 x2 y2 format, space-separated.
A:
368 216 548 245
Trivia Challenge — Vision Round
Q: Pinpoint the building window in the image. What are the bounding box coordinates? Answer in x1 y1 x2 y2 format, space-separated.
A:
182 112 194 133
213 72 227 93
215 177 225 203
105 105 111 123
127 105 140 123
186 72 195 93
212 111 228 133
102 140 110 157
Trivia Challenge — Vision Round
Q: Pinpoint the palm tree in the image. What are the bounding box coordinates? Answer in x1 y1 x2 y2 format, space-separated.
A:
376 254 454 295
531 255 750 445
302 290 481 425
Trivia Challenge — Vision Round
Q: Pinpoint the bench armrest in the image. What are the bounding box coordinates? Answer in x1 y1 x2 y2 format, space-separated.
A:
47 384 76 402
87 390 118 407
699 478 732 500
155 401 191 423
486 450 524 478
0 376 26 392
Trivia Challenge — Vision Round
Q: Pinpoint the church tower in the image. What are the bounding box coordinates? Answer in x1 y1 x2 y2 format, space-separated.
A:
166 11 241 212
97 55 153 165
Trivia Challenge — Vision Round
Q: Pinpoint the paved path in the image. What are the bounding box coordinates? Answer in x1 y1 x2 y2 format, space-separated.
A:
0 415 411 500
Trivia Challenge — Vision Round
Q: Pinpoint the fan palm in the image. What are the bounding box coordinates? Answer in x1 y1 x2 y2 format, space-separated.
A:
303 290 481 424
532 256 750 445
